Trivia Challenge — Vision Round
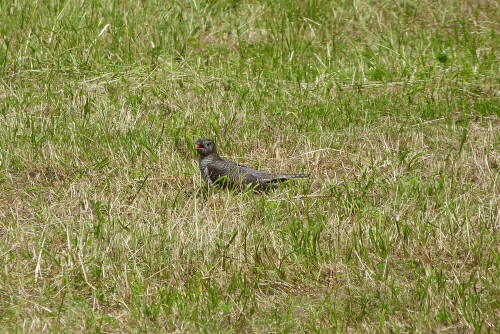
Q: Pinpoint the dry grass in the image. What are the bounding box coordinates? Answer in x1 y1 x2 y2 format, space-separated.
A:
1 0 499 332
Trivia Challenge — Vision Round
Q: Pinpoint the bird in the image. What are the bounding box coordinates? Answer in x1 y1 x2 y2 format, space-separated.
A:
194 138 309 191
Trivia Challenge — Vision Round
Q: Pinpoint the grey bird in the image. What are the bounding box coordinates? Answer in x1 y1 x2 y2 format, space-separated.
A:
194 138 309 191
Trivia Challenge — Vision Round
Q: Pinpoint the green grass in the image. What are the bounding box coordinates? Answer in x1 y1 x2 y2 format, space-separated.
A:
1 0 499 332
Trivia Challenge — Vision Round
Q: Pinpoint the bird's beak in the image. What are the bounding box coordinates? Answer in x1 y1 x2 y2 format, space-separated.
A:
194 144 205 150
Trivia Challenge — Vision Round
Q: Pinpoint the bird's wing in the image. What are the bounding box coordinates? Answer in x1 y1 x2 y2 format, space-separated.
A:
208 159 309 187
207 160 259 185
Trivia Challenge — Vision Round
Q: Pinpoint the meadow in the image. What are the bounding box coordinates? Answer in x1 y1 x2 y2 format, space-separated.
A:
0 0 498 332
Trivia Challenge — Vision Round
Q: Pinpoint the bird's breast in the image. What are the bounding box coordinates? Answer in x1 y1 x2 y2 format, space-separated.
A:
199 158 214 185
202 167 213 185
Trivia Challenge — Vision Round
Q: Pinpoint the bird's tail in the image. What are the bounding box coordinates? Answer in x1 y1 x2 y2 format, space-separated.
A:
270 173 310 183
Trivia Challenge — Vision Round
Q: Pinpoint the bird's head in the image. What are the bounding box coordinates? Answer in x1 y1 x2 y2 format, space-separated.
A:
194 138 216 157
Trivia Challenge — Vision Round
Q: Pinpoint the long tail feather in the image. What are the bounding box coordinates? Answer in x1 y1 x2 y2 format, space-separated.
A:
269 173 310 183
282 173 310 179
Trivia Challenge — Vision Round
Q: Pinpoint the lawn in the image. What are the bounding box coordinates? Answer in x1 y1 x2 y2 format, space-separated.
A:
0 0 498 332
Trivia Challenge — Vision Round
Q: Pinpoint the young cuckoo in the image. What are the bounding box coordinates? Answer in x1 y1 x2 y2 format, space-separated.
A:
195 138 309 191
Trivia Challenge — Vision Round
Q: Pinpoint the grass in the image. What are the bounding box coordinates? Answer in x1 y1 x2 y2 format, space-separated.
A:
0 0 499 332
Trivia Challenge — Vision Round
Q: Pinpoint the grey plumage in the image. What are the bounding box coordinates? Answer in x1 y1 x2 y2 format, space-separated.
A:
195 138 309 191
